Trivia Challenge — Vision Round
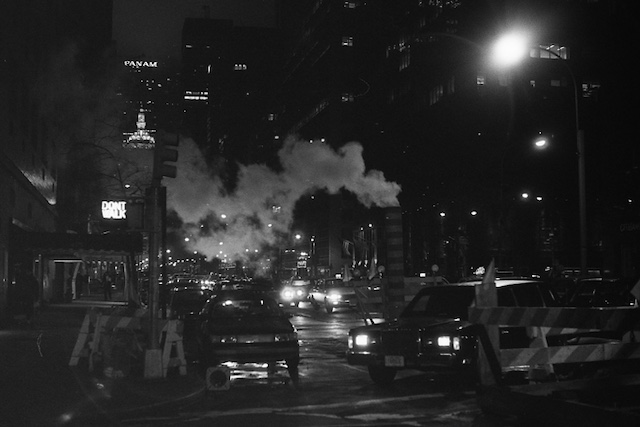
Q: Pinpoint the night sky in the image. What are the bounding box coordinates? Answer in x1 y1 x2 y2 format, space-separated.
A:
112 0 278 61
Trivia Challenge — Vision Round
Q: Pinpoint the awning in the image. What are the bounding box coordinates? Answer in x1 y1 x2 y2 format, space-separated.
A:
14 230 144 258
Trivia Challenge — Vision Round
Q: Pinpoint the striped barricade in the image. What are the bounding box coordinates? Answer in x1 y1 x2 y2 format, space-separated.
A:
161 319 187 377
69 308 186 377
468 305 640 379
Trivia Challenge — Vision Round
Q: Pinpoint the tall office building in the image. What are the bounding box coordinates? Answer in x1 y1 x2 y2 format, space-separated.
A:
277 0 636 278
0 0 113 313
181 18 283 166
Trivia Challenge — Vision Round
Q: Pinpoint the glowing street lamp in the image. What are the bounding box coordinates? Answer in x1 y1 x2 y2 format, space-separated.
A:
492 30 587 275
534 135 549 149
492 32 529 68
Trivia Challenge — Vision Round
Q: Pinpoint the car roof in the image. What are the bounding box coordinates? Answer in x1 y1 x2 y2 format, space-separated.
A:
440 278 543 288
212 289 277 298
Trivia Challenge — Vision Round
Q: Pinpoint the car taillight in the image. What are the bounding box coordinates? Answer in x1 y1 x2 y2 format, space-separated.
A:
436 335 460 350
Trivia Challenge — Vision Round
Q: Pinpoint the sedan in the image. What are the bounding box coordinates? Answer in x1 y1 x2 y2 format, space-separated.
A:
167 286 214 338
308 278 360 313
196 289 300 384
346 279 560 386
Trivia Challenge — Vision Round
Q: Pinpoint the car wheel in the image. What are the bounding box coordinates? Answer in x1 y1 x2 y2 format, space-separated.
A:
324 299 333 314
368 365 397 386
286 357 300 387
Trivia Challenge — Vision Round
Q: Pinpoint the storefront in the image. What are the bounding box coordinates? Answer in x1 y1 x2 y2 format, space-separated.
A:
9 229 144 307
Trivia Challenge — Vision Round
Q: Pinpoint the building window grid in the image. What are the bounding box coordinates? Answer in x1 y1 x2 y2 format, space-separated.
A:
342 36 354 47
530 44 569 60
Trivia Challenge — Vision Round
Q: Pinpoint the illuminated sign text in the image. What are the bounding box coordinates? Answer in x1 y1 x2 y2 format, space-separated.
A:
124 60 158 68
102 201 127 220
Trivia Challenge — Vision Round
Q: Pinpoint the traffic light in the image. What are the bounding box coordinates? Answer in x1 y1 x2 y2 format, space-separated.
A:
153 135 179 181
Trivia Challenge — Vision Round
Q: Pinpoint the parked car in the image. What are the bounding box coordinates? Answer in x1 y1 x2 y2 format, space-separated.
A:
196 289 300 383
564 277 638 307
346 279 562 386
309 278 361 313
167 286 214 338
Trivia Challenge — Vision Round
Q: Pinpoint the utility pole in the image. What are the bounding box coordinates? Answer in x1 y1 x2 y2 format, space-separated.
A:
144 133 179 379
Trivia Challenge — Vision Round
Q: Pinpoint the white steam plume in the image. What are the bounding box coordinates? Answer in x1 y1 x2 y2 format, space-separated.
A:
166 136 401 261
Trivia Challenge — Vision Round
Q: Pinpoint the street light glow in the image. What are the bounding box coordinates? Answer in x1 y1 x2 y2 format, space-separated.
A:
534 136 548 149
493 32 529 67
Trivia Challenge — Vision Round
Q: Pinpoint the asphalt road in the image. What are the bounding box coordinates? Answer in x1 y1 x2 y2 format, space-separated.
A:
0 302 514 427
128 302 512 426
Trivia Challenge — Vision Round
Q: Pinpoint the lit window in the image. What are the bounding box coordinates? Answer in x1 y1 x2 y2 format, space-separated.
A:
399 51 411 71
234 63 247 71
429 85 443 105
343 1 356 8
476 75 485 86
341 93 354 102
582 81 600 98
530 43 569 60
530 80 536 87
341 36 353 47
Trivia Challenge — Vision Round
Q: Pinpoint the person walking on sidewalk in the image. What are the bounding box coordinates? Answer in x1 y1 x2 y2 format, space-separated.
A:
15 265 39 327
102 271 114 301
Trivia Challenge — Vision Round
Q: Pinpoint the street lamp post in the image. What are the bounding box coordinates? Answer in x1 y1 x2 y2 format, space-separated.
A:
493 33 587 276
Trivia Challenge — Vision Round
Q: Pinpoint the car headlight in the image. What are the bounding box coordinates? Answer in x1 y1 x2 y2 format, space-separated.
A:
281 288 294 300
295 289 304 297
436 335 460 350
210 335 238 343
354 334 370 346
274 332 298 342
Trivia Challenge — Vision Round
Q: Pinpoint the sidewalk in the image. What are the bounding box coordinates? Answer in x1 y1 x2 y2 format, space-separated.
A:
41 299 206 425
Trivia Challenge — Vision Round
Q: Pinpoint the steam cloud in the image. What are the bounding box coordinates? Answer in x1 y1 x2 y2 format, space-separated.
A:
166 136 401 262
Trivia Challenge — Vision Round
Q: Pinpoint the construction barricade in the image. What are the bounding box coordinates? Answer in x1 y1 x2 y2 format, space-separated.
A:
69 307 186 378
469 281 640 426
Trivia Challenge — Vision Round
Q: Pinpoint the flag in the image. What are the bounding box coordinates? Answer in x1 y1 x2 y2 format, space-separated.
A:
342 239 353 257
631 277 640 304
475 259 497 307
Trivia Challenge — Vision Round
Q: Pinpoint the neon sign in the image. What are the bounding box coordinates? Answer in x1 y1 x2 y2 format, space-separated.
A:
124 60 158 68
102 201 127 220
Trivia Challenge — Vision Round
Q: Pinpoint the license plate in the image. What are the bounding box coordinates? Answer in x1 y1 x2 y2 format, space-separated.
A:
384 355 405 367
239 335 269 343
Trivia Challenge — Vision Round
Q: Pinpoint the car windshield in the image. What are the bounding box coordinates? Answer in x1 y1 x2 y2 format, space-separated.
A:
327 280 349 288
209 296 283 318
402 286 475 319
171 290 212 310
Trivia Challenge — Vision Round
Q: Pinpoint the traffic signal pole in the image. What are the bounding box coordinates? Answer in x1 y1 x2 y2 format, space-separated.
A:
144 183 163 378
144 134 179 379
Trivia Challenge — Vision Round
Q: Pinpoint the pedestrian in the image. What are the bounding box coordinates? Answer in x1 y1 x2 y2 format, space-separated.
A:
15 265 39 327
103 271 113 301
76 271 87 298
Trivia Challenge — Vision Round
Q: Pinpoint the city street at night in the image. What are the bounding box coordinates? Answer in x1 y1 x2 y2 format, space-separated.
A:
0 300 512 427
1 1 638 427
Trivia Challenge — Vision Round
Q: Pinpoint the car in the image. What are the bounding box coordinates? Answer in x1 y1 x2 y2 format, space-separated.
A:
346 279 562 386
308 278 361 313
564 277 638 308
278 276 311 307
168 276 205 289
196 289 300 383
167 286 214 338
